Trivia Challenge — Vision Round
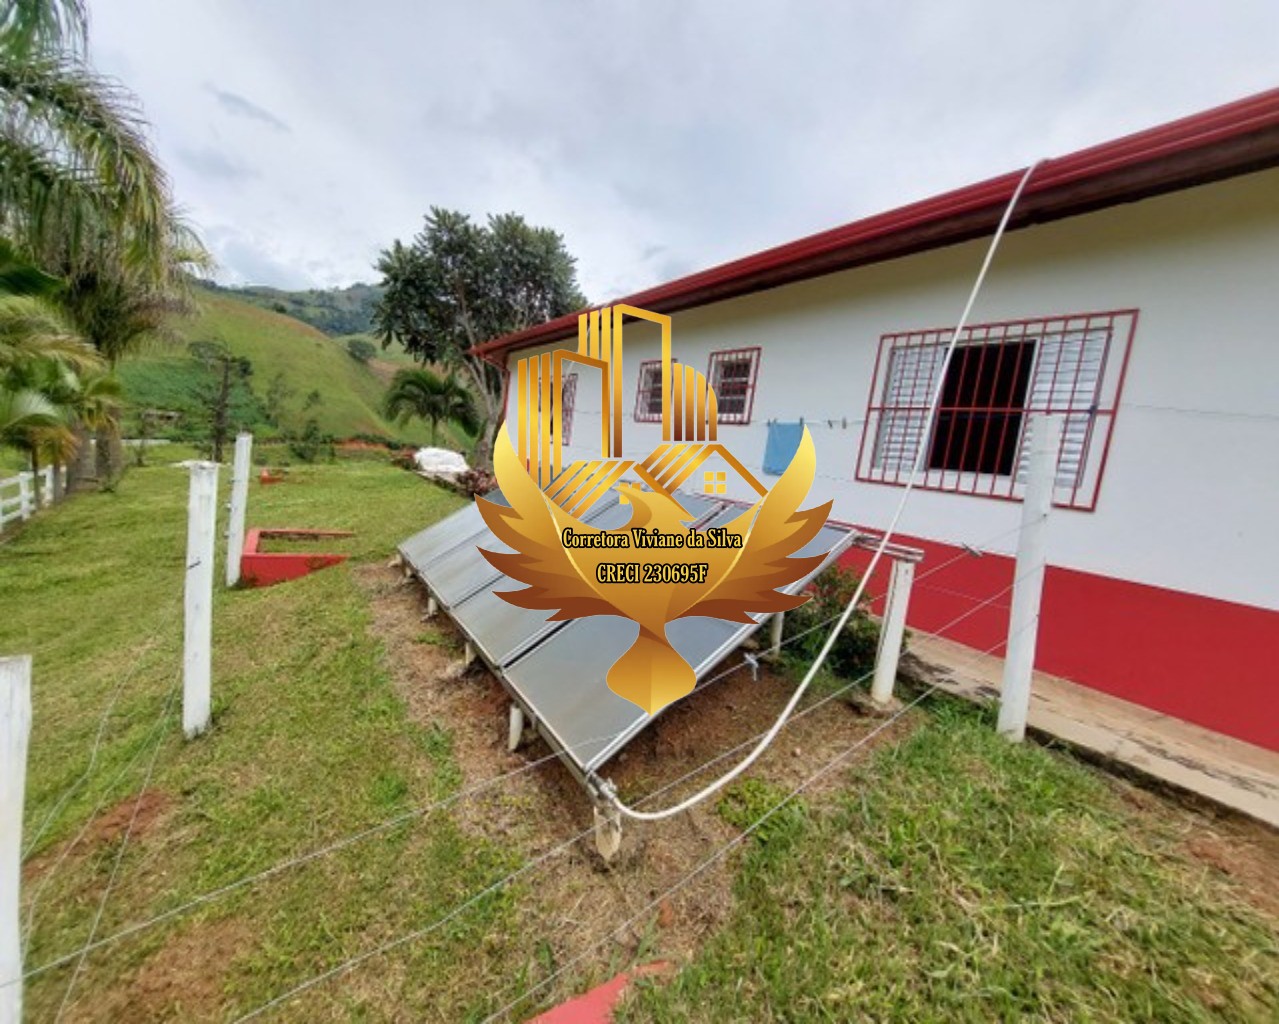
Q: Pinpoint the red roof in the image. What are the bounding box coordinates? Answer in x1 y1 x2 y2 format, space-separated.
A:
474 87 1279 360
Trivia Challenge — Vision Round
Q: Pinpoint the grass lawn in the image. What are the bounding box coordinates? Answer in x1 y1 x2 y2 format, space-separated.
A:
1 458 1275 1021
622 704 1279 1022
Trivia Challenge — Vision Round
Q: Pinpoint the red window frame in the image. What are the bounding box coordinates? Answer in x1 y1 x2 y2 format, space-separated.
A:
707 346 761 425
633 359 665 422
854 309 1138 511
560 372 578 445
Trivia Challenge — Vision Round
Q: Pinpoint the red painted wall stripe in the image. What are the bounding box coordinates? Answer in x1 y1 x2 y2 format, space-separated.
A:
840 533 1279 753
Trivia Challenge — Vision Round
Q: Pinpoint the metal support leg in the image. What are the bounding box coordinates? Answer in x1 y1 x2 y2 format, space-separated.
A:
768 611 784 659
423 595 438 620
593 801 622 862
507 703 525 752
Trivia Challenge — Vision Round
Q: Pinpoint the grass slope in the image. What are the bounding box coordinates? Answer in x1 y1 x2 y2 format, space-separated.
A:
116 290 440 446
5 457 523 1020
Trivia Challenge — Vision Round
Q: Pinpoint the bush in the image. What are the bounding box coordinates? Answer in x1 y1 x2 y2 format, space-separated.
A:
288 419 335 463
781 563 883 682
346 338 377 363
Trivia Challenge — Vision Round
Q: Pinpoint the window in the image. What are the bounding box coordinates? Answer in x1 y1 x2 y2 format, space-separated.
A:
929 339 1036 476
855 310 1137 511
560 372 577 445
707 347 761 425
633 360 665 422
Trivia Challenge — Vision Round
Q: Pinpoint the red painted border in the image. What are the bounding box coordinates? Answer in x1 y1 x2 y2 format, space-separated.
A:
839 533 1279 753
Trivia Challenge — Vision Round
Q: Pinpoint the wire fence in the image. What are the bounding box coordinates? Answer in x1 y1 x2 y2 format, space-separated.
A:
226 583 1032 1022
12 516 1033 996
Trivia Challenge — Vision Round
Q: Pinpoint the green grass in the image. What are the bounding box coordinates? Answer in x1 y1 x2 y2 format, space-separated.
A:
620 701 1279 1023
116 289 451 447
4 465 1275 1021
0 459 542 1020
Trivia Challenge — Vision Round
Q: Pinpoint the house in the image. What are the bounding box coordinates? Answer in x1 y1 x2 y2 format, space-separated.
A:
472 88 1279 754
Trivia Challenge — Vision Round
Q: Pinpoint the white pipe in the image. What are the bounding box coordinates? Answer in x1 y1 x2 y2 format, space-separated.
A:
997 414 1062 740
610 160 1042 823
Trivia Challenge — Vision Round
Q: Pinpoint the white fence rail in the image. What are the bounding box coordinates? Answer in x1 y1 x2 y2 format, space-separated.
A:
0 467 66 534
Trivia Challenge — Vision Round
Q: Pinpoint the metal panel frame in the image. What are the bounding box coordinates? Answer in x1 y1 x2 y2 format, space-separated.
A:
398 489 861 787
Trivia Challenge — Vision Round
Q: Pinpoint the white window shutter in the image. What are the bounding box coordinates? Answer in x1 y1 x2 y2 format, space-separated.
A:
1016 328 1108 488
873 343 945 474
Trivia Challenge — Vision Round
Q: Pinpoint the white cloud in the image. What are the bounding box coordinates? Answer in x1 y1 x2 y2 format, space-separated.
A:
89 0 1279 297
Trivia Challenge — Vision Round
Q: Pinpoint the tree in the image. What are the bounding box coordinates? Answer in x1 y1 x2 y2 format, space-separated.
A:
2 0 210 487
346 336 376 363
189 340 252 462
383 367 479 446
372 209 586 465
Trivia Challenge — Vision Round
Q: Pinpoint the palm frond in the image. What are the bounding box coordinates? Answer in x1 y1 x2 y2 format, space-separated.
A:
0 55 176 278
0 0 87 59
0 292 99 370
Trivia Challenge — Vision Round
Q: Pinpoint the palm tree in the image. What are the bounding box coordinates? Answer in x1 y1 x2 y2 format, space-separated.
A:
2 0 210 489
384 367 479 446
0 2 199 282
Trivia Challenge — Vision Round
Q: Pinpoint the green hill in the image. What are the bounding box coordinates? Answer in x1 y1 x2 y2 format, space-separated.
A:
197 279 382 336
116 289 449 447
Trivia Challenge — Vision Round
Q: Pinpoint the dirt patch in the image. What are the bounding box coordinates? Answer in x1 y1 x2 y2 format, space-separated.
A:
1182 821 1279 921
70 918 253 1023
358 563 917 984
25 791 174 883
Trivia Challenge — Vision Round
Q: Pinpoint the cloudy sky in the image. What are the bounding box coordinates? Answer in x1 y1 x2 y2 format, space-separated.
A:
92 1 1279 300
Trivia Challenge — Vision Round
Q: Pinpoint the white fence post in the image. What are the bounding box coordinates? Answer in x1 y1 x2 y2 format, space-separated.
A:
39 467 53 507
225 433 253 588
184 462 219 739
1 655 32 1024
997 414 1063 741
871 558 915 706
16 474 31 522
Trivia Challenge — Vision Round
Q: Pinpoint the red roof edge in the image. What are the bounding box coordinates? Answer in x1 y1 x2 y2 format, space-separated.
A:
473 87 1279 359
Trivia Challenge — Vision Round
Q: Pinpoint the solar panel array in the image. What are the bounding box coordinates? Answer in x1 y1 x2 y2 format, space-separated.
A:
398 489 858 783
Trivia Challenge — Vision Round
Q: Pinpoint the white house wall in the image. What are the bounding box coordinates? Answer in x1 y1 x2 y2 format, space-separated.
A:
505 168 1279 613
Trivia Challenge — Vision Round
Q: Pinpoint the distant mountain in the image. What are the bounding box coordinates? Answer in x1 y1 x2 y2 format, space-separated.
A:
199 279 384 337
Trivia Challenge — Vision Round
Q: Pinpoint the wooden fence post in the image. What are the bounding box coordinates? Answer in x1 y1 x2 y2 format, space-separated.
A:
225 433 253 588
184 462 219 738
997 414 1062 741
1 655 32 1024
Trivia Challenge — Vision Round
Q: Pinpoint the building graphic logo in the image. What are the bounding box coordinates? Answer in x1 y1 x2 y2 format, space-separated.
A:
477 305 831 715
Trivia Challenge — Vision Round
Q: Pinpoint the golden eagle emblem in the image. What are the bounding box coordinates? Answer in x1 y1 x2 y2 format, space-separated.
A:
476 304 831 715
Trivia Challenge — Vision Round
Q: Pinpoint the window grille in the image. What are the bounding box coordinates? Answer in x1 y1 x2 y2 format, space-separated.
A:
633 360 665 422
854 310 1137 511
560 372 577 445
707 347 761 424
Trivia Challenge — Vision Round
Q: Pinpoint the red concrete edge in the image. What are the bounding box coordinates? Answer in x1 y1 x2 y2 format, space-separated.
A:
837 533 1279 753
530 963 671 1024
239 528 353 588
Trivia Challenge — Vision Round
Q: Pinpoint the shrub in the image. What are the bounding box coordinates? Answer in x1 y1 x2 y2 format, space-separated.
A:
781 563 883 682
456 468 497 498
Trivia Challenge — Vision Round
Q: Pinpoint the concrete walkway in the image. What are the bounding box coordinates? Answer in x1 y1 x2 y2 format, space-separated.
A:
904 634 1279 830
